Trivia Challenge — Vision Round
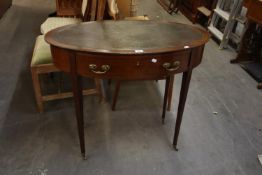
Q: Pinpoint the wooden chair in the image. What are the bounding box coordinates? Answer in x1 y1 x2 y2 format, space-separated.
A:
40 0 96 34
32 0 106 113
31 35 103 113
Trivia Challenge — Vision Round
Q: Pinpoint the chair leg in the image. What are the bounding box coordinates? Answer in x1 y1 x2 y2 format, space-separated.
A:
112 80 121 111
167 75 175 111
94 78 103 103
31 68 44 113
58 72 63 93
162 76 171 124
108 79 112 85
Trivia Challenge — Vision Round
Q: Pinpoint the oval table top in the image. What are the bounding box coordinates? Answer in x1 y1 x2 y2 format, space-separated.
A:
45 20 209 55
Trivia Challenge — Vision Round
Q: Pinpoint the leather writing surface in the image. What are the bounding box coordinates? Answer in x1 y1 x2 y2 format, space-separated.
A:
46 21 209 54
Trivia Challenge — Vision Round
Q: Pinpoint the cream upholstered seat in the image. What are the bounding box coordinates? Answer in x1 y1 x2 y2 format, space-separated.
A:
40 0 88 34
31 35 53 66
31 35 103 112
40 17 82 34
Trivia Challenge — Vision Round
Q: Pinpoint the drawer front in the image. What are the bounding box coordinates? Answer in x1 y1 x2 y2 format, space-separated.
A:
76 51 191 80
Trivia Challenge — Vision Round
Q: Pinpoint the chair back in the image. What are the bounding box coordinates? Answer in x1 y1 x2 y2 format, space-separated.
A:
96 0 107 20
81 0 88 17
56 0 83 17
83 0 142 22
107 0 119 20
83 0 108 21
83 0 97 21
117 0 137 17
107 0 138 19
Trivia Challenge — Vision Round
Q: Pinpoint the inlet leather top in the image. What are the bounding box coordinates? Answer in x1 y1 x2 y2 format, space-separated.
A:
45 20 209 55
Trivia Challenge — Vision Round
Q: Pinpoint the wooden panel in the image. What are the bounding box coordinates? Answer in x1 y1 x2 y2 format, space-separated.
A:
190 46 205 68
51 46 71 73
0 0 12 18
179 0 202 23
243 0 251 7
56 0 82 17
116 0 133 17
247 0 262 25
75 51 191 80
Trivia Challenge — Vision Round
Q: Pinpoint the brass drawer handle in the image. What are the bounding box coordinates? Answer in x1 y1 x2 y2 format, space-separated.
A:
162 61 180 71
89 64 110 74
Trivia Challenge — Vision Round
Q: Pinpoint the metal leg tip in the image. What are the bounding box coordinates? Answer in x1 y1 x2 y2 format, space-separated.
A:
162 119 165 125
173 145 178 151
82 153 87 160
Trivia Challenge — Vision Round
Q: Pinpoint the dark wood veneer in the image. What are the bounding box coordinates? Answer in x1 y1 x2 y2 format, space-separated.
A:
56 0 82 17
247 0 262 25
0 0 12 18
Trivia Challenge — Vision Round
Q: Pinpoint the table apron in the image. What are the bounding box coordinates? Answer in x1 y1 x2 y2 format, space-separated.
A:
50 46 204 79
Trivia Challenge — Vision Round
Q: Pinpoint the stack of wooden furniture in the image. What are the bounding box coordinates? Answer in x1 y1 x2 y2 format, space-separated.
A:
0 0 12 18
231 0 262 89
179 0 216 23
157 0 217 26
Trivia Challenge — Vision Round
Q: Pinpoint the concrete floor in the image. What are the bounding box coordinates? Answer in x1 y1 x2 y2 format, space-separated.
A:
0 0 261 175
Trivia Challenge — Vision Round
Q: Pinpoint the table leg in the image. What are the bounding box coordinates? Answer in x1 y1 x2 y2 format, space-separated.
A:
69 55 86 159
173 70 192 151
112 80 121 111
162 76 171 124
167 75 175 111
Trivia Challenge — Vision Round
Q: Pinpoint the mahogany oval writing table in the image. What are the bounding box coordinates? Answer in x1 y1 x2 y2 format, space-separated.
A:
45 21 209 159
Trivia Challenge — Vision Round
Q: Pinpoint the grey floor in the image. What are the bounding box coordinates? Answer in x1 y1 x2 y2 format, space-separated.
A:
0 0 261 175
